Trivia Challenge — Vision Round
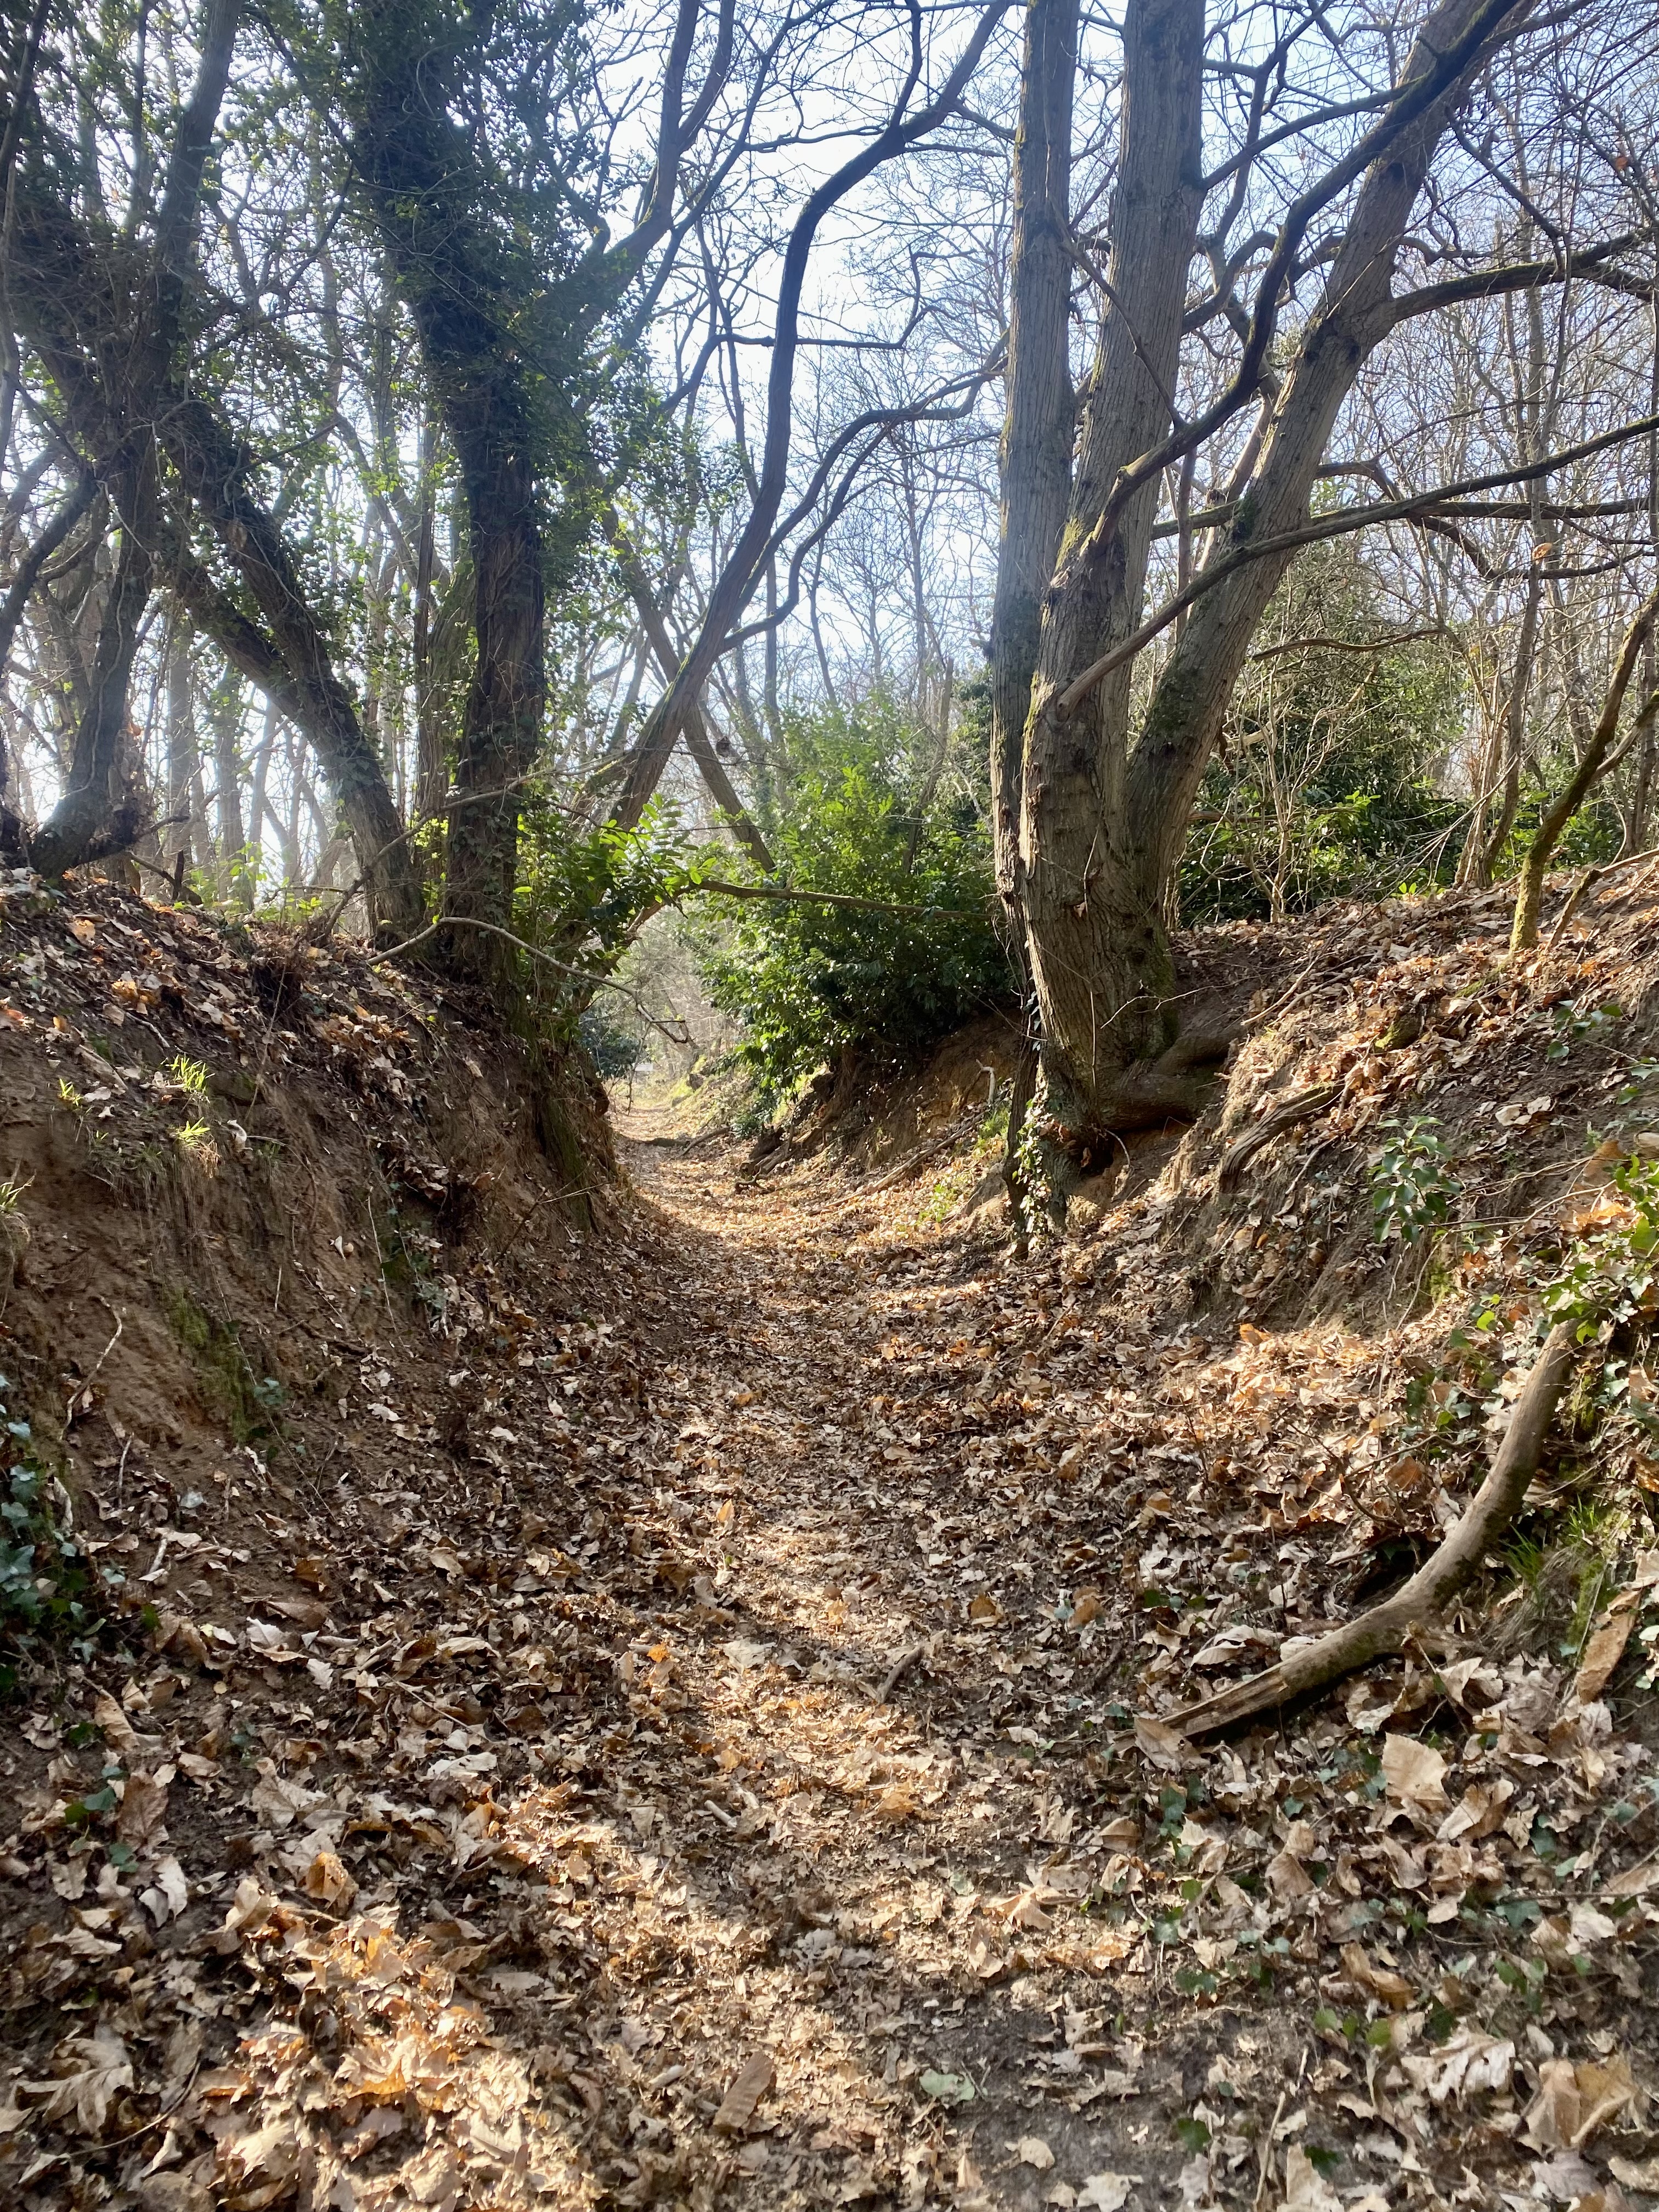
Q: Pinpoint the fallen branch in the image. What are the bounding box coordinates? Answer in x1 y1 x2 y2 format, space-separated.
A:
1545 845 1659 951
1165 1320 1579 1736
1217 1083 1339 1193
847 1118 979 1200
876 1643 926 1703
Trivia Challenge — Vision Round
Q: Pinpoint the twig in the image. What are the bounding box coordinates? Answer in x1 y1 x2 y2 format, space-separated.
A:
363 1154 397 1327
876 1644 926 1703
685 878 987 918
1255 2090 1288 2209
66 1306 125 1422
1545 845 1659 950
844 1118 980 1201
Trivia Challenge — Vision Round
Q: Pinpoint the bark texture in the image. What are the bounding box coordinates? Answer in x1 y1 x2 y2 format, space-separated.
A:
1014 0 1531 1161
989 0 1079 900
1016 0 1206 1142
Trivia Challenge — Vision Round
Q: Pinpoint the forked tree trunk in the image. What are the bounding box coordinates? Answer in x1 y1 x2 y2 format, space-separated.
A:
1013 0 1528 1168
1015 0 1206 1147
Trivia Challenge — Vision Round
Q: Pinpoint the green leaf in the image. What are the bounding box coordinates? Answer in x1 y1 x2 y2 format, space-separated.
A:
918 2070 975 2106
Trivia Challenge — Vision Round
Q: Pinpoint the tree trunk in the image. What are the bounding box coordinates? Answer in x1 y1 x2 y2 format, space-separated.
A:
1017 0 1526 1160
12 0 241 878
3 0 424 934
1016 0 1206 1147
1511 591 1659 950
989 0 1078 902
163 620 212 874
413 412 447 851
30 498 154 876
208 665 251 901
440 446 544 982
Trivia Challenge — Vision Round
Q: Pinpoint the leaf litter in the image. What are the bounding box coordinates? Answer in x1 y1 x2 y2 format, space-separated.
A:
3 872 1659 2207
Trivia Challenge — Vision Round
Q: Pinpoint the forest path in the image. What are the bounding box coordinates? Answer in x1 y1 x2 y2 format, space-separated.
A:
515 1126 1236 2211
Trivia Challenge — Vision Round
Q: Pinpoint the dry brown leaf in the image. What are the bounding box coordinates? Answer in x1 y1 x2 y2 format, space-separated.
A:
875 1784 920 1822
1379 1732 1449 1820
91 1689 139 1758
304 1849 358 1908
1283 2144 1343 2212
1572 2055 1638 2147
25 2030 132 2136
1523 2058 1583 2149
1133 1714 1189 1771
1575 1602 1638 1704
116 1771 168 1847
713 2052 774 2135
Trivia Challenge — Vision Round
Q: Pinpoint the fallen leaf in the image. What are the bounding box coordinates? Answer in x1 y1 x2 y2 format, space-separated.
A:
139 1854 189 1924
919 2069 975 2106
1283 2145 1342 2212
1133 1714 1189 1771
713 2051 774 2134
116 1771 168 1847
304 1848 358 1908
1079 2177 1139 2212
1576 1605 1637 1704
876 1784 920 1822
1523 2058 1582 2149
1401 2029 1514 2104
1017 2137 1056 2171
1380 1732 1449 1820
91 1689 139 1758
25 2030 132 2136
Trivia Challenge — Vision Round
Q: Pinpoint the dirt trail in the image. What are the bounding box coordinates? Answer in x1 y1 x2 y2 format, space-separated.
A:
10 876 1659 2212
485 1124 1299 2212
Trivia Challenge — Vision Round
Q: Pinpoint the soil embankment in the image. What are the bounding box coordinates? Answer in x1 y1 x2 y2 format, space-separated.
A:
4 870 1659 2209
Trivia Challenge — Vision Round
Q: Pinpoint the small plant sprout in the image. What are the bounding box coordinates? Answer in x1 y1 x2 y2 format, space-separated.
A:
56 1077 84 1114
1369 1114 1460 1243
174 1120 221 1175
168 1054 211 1099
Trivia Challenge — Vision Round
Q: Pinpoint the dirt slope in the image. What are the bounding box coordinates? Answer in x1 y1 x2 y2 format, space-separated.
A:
4 867 1659 2212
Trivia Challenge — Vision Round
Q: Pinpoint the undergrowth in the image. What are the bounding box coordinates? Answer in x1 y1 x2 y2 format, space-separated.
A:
0 1376 101 1692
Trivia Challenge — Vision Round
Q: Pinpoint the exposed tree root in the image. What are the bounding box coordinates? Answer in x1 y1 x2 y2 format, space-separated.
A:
1218 1081 1339 1193
1165 1320 1580 1737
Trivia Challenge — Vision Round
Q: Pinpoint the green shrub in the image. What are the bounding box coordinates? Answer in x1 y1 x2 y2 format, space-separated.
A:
1180 545 1465 922
0 1380 99 1691
695 698 1011 1105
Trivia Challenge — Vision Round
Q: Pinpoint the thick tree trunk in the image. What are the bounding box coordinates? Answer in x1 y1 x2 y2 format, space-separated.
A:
1018 0 1527 1159
441 448 544 981
30 501 154 876
988 0 1079 902
1016 0 1205 1146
